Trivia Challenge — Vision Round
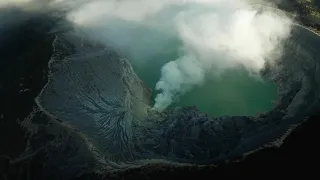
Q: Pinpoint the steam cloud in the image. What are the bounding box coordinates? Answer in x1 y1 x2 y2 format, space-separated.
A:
0 0 30 6
62 0 292 111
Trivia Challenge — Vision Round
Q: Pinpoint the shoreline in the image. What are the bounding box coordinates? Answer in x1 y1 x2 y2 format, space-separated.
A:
295 23 320 36
261 4 320 36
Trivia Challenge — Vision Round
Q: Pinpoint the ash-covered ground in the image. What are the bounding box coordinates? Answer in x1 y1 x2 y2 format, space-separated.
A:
0 0 320 179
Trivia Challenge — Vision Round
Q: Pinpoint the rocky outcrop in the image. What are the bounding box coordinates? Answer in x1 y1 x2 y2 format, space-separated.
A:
1 3 320 180
0 8 102 180
35 22 320 168
272 0 320 33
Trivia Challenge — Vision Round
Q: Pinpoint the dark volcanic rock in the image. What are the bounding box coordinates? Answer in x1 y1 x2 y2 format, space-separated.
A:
272 0 320 33
1 2 320 180
0 7 101 180
75 113 319 179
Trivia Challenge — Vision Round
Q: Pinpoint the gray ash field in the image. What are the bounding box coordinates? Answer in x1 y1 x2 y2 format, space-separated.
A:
0 0 320 179
38 23 320 165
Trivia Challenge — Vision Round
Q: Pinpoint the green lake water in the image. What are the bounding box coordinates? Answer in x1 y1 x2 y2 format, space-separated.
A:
131 44 277 117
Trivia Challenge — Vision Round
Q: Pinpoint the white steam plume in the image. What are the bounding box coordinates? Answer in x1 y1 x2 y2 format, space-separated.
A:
64 0 292 111
0 0 31 6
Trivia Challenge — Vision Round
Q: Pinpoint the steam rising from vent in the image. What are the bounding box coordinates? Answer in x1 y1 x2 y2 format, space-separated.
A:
0 0 34 7
0 0 30 6
65 0 293 111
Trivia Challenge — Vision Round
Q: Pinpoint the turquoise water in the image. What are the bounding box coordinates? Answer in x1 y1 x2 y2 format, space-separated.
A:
134 59 277 117
131 39 277 117
171 69 278 117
